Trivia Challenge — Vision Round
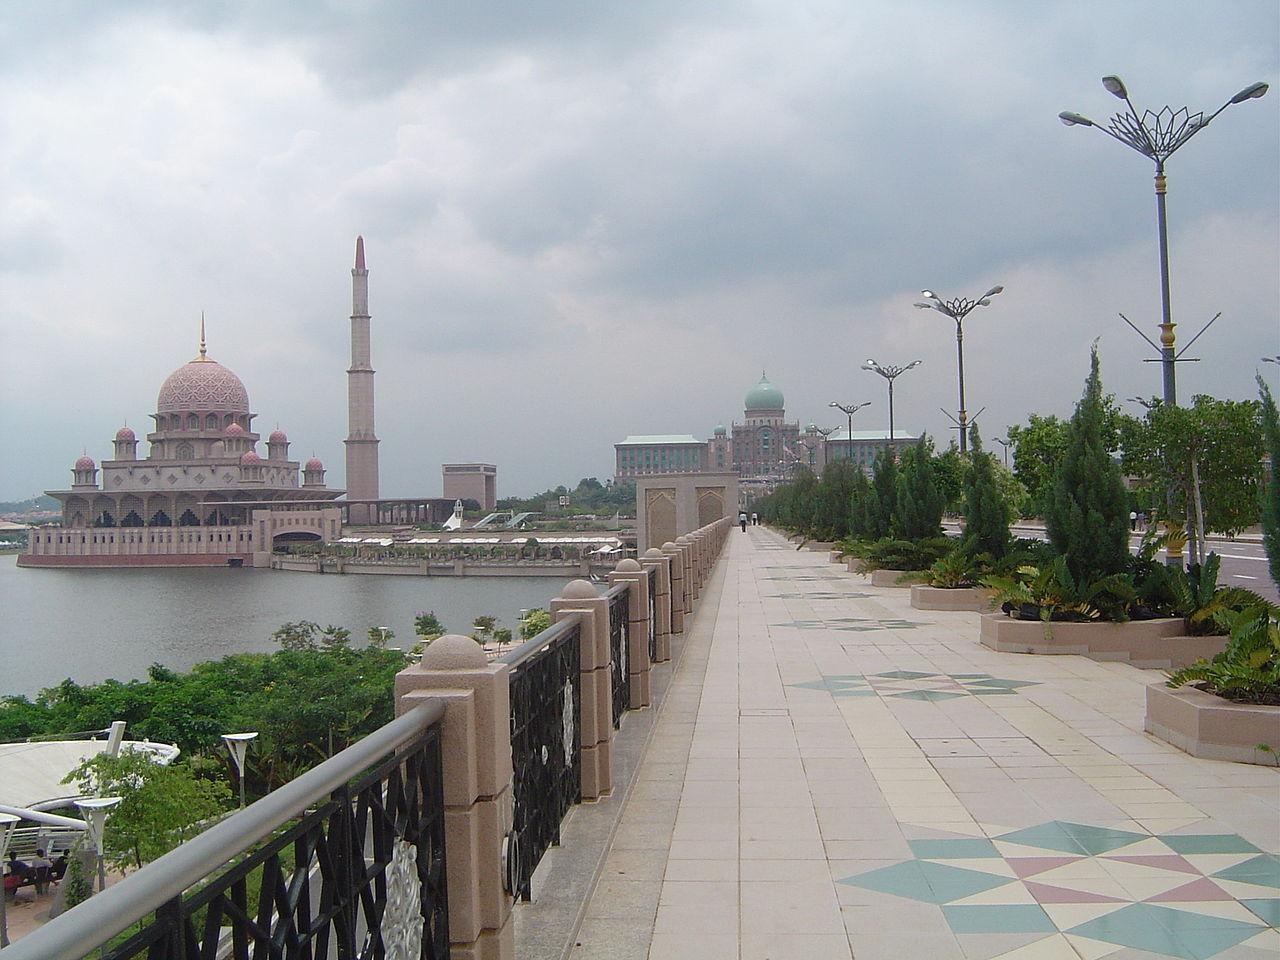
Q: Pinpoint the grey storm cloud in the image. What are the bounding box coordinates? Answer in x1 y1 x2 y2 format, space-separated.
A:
0 0 1276 500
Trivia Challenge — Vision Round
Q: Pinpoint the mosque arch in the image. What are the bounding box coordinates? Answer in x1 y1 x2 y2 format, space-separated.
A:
186 413 199 430
205 414 219 430
121 511 144 527
176 442 194 460
150 509 172 526
178 509 200 526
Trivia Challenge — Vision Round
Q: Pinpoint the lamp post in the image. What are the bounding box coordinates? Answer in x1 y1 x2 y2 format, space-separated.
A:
0 813 17 947
221 732 258 809
995 437 1010 469
828 401 871 466
1060 75 1268 408
914 286 1004 453
75 797 122 894
862 359 922 451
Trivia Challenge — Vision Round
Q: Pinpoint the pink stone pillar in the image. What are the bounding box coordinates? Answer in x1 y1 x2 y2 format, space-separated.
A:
608 558 652 709
641 548 672 662
674 536 695 610
550 581 613 799
661 541 687 633
394 636 515 960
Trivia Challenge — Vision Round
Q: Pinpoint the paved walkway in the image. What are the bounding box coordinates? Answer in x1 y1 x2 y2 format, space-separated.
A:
571 526 1279 960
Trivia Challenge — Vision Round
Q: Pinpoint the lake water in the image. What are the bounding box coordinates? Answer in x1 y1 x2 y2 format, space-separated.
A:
0 555 569 697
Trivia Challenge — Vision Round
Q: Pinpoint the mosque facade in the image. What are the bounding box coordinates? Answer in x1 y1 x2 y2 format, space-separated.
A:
18 279 361 567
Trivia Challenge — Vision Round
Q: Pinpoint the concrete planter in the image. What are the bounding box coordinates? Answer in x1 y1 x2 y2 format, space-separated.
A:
1145 683 1280 765
911 585 994 612
868 568 919 588
978 613 1214 669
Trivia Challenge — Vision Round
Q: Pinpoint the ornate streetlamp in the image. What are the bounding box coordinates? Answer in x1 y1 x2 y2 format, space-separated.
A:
222 732 258 809
828 401 871 465
914 286 1004 453
1060 75 1268 408
862 359 921 450
994 437 1011 469
75 797 123 894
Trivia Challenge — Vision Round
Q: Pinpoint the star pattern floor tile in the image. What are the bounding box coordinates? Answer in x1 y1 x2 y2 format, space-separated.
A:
789 672 1041 701
838 822 1272 959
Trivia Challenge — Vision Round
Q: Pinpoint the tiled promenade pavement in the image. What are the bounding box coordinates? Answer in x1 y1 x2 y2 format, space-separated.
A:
572 526 1279 960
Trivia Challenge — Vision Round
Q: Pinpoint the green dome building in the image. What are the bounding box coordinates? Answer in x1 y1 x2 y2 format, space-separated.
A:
733 372 799 477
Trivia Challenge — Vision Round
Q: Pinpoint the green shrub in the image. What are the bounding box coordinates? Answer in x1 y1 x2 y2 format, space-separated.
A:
860 536 955 572
1168 603 1280 705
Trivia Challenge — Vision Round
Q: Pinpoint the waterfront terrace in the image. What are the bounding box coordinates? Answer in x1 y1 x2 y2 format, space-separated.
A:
9 522 1278 960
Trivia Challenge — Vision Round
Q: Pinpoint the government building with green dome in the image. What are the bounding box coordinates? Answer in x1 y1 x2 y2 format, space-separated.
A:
616 374 837 481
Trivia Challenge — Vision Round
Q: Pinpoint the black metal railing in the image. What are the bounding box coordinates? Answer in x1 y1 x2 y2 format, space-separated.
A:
498 617 582 902
606 584 631 729
6 703 449 960
646 565 658 662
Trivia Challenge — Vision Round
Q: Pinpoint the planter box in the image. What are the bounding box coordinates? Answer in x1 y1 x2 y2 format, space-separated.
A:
869 568 917 588
911 585 993 612
978 613 1210 668
1146 683 1280 765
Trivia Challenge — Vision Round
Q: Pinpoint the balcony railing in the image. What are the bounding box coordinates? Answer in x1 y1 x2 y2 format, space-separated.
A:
606 584 631 729
5 702 449 960
498 618 582 902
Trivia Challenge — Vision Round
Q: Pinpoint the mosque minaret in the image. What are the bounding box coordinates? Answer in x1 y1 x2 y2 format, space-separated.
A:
344 235 380 523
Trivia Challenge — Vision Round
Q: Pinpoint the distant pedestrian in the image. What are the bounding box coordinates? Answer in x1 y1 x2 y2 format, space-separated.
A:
739 510 748 532
1129 510 1137 531
751 512 758 526
1138 512 1147 531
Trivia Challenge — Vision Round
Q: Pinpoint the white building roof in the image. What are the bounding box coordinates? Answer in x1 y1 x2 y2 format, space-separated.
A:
0 739 180 810
617 435 703 446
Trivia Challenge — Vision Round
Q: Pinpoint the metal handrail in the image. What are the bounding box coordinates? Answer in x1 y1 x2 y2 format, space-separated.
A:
3 700 446 960
497 613 583 668
603 582 628 602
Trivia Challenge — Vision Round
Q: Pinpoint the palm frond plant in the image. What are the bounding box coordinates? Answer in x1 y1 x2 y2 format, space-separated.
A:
1167 603 1280 706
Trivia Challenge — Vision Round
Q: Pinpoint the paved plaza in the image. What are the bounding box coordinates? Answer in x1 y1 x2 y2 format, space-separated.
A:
571 526 1280 960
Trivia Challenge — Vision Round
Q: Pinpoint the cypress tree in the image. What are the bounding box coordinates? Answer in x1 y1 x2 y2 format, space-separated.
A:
863 447 899 540
1257 375 1280 589
896 436 945 540
962 423 1010 559
848 468 873 539
1045 346 1130 583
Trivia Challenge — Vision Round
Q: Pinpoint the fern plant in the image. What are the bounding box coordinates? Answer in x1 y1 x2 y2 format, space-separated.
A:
1167 603 1280 705
981 556 1135 623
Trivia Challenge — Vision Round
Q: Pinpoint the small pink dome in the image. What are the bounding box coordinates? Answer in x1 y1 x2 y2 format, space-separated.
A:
305 457 325 471
225 423 246 437
239 451 261 465
115 426 136 441
75 455 96 470
268 429 288 443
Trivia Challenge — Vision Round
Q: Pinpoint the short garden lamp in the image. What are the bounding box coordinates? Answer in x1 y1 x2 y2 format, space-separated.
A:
0 812 19 946
75 796 122 893
222 732 258 809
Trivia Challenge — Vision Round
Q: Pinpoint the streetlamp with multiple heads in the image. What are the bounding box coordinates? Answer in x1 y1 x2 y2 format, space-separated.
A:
862 359 922 450
75 796 122 894
222 732 258 809
0 812 17 947
1060 75 1268 409
828 401 871 465
914 286 1004 453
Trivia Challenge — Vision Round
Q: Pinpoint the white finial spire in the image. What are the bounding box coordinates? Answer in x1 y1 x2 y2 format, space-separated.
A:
198 312 208 360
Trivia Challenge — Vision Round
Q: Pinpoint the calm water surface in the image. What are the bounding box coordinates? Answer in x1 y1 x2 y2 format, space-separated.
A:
0 555 568 696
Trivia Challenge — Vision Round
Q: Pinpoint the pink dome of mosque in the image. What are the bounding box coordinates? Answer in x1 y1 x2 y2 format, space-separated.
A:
225 423 246 437
304 457 325 471
268 429 288 443
115 426 136 441
74 455 96 470
157 356 250 414
239 451 261 465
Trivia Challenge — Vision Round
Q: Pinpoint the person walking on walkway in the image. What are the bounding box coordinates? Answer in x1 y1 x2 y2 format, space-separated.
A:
739 510 748 532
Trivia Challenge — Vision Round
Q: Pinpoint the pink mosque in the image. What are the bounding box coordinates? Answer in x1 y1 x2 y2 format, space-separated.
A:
19 239 382 567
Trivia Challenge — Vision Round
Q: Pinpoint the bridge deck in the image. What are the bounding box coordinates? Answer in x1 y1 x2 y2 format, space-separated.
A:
571 526 1279 960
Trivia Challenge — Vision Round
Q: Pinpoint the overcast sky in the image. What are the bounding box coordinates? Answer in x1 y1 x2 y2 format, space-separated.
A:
2 1 1277 501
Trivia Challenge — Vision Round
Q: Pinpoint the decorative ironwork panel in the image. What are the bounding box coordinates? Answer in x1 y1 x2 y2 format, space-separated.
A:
507 622 581 902
102 723 449 960
609 589 631 729
647 566 658 662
